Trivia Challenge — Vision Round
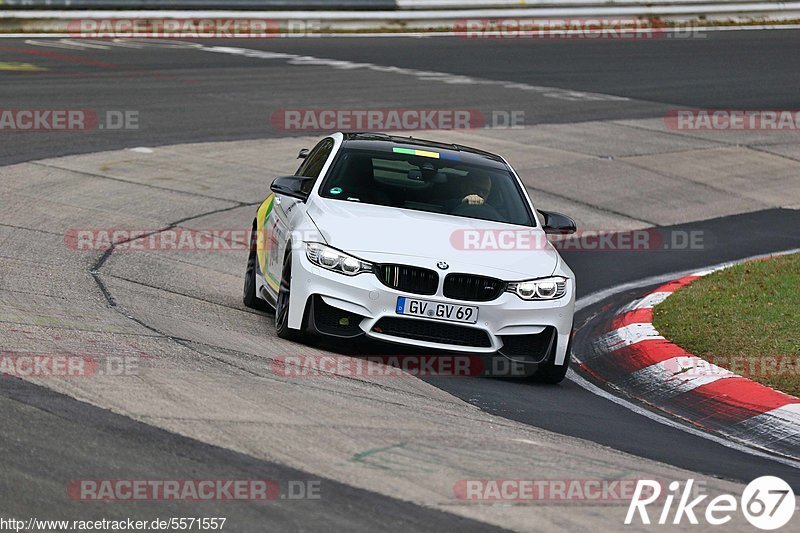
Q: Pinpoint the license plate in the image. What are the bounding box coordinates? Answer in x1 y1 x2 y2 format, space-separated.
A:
395 297 478 324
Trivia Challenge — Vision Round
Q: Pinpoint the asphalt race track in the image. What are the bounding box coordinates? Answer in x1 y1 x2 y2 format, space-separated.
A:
2 30 800 165
1 31 799 531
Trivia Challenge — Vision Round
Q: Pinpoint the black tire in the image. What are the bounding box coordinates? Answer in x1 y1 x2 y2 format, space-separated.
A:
243 223 272 312
275 251 301 340
529 330 572 384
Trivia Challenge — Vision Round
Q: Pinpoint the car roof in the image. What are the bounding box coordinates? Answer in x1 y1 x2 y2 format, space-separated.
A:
339 132 507 167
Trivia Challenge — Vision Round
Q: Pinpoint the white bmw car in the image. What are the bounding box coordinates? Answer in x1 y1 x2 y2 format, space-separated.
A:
243 132 576 382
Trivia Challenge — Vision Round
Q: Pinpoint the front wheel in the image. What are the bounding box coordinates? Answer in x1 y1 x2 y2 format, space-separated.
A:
529 331 572 384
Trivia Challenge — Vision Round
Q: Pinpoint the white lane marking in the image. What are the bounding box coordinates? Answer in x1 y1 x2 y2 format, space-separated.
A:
766 403 800 424
691 266 729 276
746 404 800 433
6 25 800 39
199 45 629 102
23 38 112 50
567 368 800 469
512 438 544 446
596 322 663 351
630 357 735 399
719 403 800 452
571 247 800 468
617 291 671 314
22 38 203 50
633 291 672 309
112 38 204 49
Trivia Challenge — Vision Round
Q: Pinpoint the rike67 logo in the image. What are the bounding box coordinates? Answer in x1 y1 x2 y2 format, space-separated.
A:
626 477 795 530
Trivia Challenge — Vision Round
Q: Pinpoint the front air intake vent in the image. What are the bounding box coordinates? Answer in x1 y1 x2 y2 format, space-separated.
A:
373 264 438 295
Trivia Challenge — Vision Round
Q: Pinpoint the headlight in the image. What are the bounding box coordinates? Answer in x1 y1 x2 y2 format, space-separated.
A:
506 276 567 300
306 243 372 276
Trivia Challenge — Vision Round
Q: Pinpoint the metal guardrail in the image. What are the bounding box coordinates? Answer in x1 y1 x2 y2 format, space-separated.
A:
1 0 794 6
397 0 778 5
0 0 397 8
2 0 799 31
3 3 799 16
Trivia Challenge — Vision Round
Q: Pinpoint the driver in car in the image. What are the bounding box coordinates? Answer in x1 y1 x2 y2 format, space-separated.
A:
461 171 492 205
447 170 493 209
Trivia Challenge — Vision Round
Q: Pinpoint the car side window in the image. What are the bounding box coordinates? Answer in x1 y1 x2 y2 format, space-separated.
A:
295 138 334 195
297 138 334 179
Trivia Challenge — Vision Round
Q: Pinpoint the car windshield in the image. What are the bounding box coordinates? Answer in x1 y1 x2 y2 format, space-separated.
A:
318 147 535 226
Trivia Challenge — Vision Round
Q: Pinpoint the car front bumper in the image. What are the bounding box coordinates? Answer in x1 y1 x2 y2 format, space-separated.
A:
288 248 575 365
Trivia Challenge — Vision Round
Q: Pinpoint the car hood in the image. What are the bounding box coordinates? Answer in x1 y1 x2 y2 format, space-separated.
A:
306 199 559 279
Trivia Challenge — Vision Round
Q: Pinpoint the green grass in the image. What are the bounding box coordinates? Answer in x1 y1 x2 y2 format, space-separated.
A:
653 253 800 397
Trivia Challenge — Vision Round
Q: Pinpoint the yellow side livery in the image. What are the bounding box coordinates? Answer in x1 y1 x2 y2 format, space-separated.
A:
255 194 280 291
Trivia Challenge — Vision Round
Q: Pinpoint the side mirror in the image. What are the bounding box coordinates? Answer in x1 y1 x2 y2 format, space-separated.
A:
271 175 315 202
539 210 577 235
297 148 309 159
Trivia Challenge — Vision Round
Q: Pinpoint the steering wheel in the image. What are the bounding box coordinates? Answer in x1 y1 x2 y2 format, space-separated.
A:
451 202 503 221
